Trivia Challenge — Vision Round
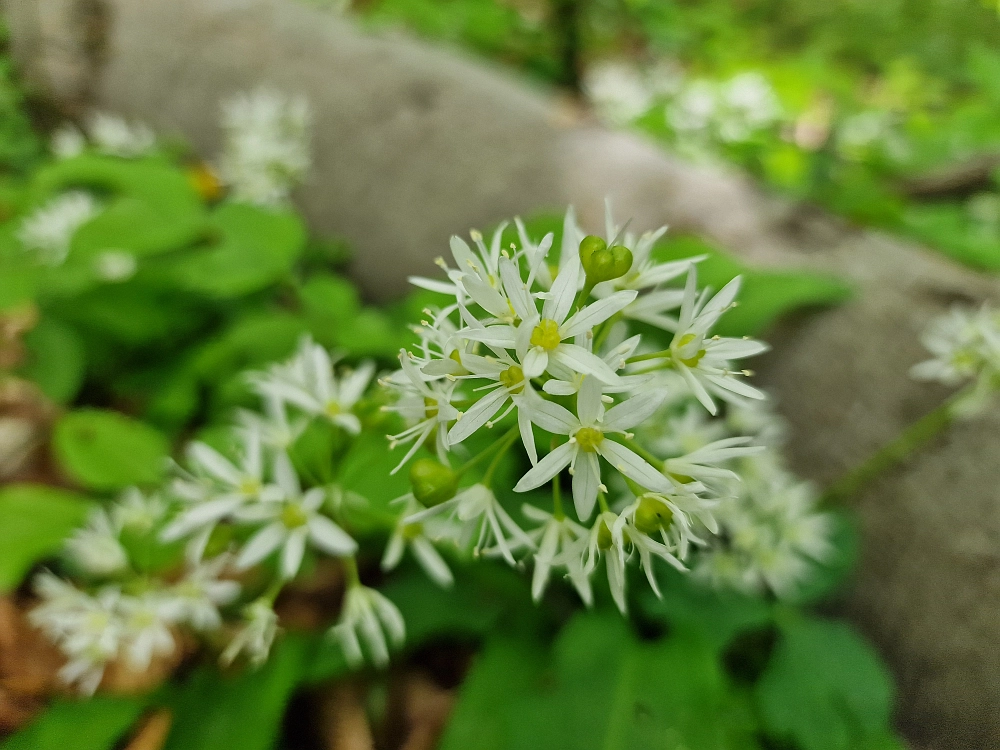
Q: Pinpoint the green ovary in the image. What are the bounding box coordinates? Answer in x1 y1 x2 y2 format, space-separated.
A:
281 503 309 529
530 319 561 351
575 427 604 452
499 365 525 393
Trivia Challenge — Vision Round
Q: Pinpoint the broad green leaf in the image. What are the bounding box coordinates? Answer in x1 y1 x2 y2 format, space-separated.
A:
438 639 546 750
337 430 411 511
754 614 896 750
443 613 760 750
53 409 169 491
169 203 305 298
0 695 145 750
162 636 309 750
18 317 85 403
0 484 93 591
335 307 409 358
298 274 360 348
636 565 773 651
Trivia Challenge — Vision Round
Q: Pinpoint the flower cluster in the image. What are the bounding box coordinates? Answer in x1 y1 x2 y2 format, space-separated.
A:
911 304 1000 414
217 88 312 207
51 113 157 160
30 489 239 694
32 336 409 687
382 203 772 612
667 72 782 151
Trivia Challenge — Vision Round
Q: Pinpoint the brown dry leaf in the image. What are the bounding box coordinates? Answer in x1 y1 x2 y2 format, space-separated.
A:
0 378 59 483
0 597 64 732
0 304 38 371
316 681 374 750
398 672 455 750
275 559 345 630
101 629 192 695
122 709 172 750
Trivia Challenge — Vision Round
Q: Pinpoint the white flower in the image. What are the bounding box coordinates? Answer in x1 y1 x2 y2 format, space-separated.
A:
93 250 137 282
717 72 781 142
65 508 128 577
117 593 177 671
221 599 279 667
234 482 357 580
87 113 156 158
161 425 282 554
381 495 455 588
584 61 655 125
513 378 671 521
383 350 460 473
663 436 763 488
522 505 592 605
583 511 629 613
331 585 405 669
18 192 100 266
406 484 533 566
167 555 241 631
217 88 311 207
30 574 123 694
250 337 374 433
911 305 1000 387
237 396 308 452
51 124 85 159
647 266 767 414
668 80 718 134
112 487 167 534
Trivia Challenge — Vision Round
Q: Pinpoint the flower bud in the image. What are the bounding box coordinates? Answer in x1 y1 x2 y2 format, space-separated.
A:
633 495 674 535
579 236 633 284
596 518 614 550
409 458 458 507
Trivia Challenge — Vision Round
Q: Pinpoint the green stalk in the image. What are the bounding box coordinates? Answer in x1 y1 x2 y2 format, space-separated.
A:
481 427 521 485
456 424 519 477
820 386 972 507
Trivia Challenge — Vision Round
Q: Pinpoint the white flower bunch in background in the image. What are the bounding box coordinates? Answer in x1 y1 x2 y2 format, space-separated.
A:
584 59 685 126
383 202 772 613
668 72 782 154
50 114 156 160
911 304 1000 414
217 88 312 207
17 191 101 266
31 489 239 694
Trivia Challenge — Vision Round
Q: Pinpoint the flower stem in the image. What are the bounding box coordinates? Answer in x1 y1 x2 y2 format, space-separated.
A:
342 555 361 588
597 491 610 514
481 427 521 485
820 387 971 507
457 424 519 477
626 349 671 365
592 311 623 353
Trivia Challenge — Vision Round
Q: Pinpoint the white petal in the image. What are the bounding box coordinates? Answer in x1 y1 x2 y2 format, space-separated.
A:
518 407 538 464
560 291 637 339
281 529 308 579
598 440 671 493
448 387 508 443
188 443 241 485
577 377 604 425
514 442 576 492
543 260 579 324
522 347 548 378
572 452 601 521
308 515 358 556
551 345 622 384
412 537 454 588
602 390 666 433
521 393 577 434
381 533 405 572
236 523 286 569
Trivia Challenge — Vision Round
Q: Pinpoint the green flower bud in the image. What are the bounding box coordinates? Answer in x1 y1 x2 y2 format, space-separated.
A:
633 494 674 535
409 458 458 507
579 235 607 269
579 236 633 285
596 518 614 550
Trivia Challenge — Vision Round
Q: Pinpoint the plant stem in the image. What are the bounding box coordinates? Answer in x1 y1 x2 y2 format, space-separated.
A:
552 476 564 519
482 427 521 485
597 491 610 514
592 311 623 353
457 424 519 477
342 555 361 588
626 349 671 365
820 388 971 507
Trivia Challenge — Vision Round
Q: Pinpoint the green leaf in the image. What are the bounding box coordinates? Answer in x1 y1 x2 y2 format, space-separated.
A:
169 203 305 298
0 484 93 591
754 614 896 750
17 317 85 403
0 695 145 750
782 511 860 606
438 638 546 750
162 635 310 750
298 274 360 348
636 565 773 651
443 612 760 750
337 430 411 511
53 409 170 491
651 235 853 338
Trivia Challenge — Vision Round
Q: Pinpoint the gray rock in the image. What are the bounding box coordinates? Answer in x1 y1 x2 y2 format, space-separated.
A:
6 0 1000 746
